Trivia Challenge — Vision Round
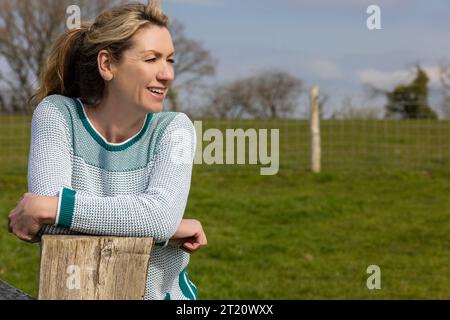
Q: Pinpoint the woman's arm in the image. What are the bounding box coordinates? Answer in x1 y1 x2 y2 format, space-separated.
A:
27 99 73 198
10 99 198 244
53 112 196 241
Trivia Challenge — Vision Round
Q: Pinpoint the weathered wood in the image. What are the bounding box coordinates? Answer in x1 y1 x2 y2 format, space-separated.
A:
38 235 153 300
310 85 321 173
0 279 35 300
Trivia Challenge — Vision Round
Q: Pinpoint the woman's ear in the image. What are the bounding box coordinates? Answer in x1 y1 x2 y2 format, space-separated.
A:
97 49 115 81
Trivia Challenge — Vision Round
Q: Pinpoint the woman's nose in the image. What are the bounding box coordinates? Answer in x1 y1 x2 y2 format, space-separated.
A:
156 63 174 82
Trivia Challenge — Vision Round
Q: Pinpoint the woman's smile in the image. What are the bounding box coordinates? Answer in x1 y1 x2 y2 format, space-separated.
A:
147 86 167 101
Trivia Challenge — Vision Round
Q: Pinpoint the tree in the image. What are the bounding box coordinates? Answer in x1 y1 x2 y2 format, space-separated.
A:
167 21 216 112
204 69 302 119
200 84 240 119
0 0 112 113
200 79 254 119
0 1 215 114
249 70 303 119
331 96 381 120
384 66 437 119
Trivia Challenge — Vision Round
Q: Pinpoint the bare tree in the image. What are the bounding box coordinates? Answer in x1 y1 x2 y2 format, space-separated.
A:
0 0 113 113
203 70 302 119
200 79 255 119
204 69 302 119
249 70 302 119
200 84 237 119
168 20 216 112
331 96 381 120
0 1 215 114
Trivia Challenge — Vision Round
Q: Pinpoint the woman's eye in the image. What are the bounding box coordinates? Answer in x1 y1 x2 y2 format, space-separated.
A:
145 58 175 64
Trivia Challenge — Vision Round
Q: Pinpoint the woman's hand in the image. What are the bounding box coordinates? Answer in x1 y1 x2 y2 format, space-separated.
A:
8 193 58 243
169 219 207 254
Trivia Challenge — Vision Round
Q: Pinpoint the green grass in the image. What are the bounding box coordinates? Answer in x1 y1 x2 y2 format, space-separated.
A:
188 169 450 299
1 116 449 299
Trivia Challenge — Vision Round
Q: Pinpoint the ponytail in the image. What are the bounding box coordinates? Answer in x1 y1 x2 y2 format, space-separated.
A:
30 23 91 106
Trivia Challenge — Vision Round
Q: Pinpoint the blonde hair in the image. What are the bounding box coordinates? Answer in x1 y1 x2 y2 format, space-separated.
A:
31 1 169 107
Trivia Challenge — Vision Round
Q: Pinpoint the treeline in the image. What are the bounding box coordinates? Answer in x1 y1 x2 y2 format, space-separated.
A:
0 1 448 120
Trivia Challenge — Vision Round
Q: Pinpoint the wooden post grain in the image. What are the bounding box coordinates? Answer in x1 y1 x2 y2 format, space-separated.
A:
38 235 153 300
310 85 321 173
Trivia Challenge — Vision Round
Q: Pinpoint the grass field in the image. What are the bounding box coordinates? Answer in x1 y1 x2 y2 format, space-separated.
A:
0 116 449 299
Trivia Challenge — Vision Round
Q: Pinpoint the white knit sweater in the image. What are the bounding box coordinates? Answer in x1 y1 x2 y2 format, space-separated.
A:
28 94 198 300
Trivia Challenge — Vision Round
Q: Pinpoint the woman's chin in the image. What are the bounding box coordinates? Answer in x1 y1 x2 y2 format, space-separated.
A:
144 102 164 113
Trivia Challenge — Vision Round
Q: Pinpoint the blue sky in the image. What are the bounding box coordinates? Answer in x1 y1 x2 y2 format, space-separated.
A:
163 0 450 117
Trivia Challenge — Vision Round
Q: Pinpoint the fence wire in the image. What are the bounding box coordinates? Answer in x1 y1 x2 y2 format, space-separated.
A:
1 114 449 176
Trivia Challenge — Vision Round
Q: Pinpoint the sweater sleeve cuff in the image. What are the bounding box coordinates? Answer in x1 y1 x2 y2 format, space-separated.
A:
155 239 169 247
56 187 76 228
54 187 64 226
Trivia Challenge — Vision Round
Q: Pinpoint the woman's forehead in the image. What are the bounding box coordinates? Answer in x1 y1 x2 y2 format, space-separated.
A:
131 26 174 54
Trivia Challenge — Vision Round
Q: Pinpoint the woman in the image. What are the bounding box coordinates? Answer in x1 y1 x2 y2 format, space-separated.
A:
7 1 207 300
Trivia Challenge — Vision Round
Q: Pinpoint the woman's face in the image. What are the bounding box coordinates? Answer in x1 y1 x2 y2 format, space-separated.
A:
109 25 175 114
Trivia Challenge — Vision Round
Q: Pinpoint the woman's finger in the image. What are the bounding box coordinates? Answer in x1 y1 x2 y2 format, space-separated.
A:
30 235 41 243
182 242 196 253
180 246 192 254
197 230 207 246
16 195 24 205
183 242 193 250
183 242 202 253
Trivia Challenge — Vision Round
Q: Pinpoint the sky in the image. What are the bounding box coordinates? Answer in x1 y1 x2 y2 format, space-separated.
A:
162 0 450 117
1 0 448 117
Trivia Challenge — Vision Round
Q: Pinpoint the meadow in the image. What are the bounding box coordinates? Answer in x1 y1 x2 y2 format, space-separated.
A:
0 115 449 299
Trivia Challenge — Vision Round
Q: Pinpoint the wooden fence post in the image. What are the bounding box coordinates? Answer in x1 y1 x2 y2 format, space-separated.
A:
310 85 321 173
38 235 153 300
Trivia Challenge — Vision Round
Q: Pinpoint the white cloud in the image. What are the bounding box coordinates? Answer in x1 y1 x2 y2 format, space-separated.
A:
356 66 441 90
423 66 441 87
308 59 344 80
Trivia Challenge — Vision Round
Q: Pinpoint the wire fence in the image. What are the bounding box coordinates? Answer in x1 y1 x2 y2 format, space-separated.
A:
1 113 449 177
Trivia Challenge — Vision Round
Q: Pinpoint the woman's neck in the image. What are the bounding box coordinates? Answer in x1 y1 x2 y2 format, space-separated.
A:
84 96 147 144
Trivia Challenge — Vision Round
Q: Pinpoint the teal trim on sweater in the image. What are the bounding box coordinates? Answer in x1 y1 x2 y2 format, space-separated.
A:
179 269 198 300
74 97 153 152
58 187 76 228
30 95 197 300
